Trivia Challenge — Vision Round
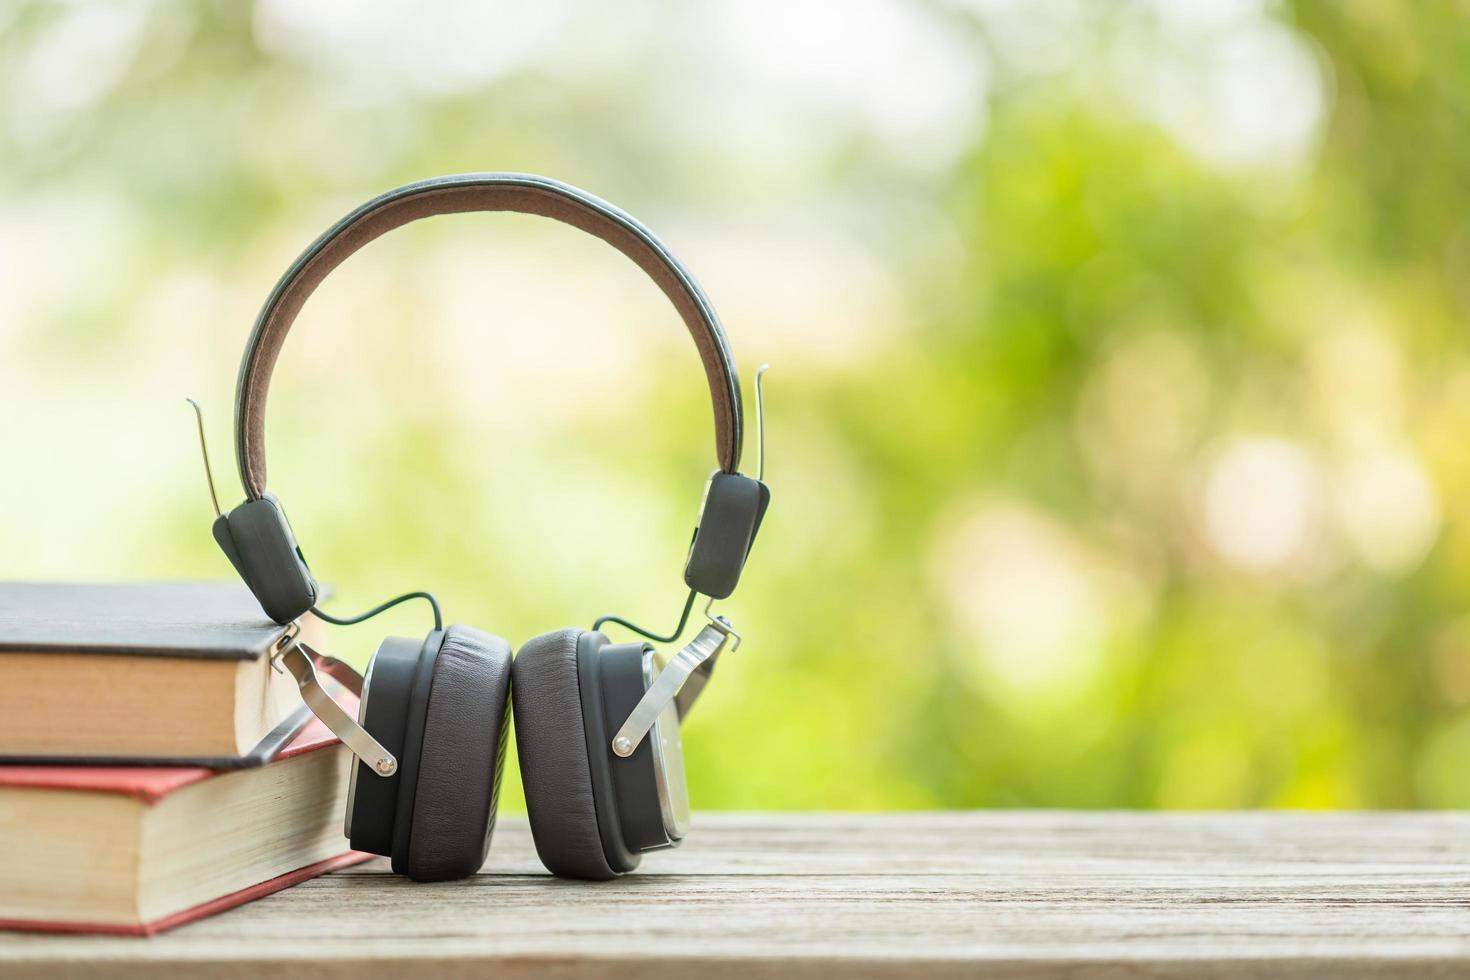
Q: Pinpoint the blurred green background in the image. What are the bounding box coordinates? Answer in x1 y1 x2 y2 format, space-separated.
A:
3 1 1470 810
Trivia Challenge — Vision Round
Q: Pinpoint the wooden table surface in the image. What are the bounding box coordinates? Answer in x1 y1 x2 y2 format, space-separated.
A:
4 812 1470 978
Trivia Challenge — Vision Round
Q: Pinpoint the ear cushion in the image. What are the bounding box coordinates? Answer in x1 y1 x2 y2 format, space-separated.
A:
511 629 617 880
397 624 512 881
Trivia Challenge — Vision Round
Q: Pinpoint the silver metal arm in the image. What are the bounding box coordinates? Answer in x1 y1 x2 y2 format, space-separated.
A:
611 614 739 758
298 643 367 697
276 640 397 777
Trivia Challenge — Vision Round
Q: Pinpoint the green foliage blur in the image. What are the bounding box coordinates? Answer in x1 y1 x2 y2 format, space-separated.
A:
3 2 1470 810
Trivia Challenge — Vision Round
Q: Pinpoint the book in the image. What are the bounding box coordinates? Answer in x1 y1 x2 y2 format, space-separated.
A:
0 581 313 765
0 716 368 935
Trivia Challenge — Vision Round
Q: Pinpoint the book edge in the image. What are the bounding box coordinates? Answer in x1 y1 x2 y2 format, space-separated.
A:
0 637 283 661
0 708 335 803
0 851 372 936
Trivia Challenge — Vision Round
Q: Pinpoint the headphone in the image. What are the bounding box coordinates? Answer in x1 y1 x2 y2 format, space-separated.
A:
210 173 770 881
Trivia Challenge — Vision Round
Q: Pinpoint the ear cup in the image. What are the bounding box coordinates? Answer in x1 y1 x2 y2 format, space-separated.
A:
346 635 424 856
512 629 632 879
395 624 513 881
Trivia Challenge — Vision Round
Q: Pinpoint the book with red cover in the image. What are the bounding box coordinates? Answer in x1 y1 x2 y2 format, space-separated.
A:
0 714 369 936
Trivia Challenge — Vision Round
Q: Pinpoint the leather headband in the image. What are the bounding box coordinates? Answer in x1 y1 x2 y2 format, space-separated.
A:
234 173 744 498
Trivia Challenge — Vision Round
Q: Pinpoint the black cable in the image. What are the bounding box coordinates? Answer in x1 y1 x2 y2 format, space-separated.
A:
312 591 443 632
594 589 697 644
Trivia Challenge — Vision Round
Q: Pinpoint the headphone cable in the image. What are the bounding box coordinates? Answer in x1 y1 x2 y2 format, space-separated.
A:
594 589 697 644
312 590 443 632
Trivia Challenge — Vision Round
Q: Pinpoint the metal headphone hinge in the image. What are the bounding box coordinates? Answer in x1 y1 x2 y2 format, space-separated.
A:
271 627 398 778
671 600 740 720
610 605 739 759
702 596 742 648
269 620 303 664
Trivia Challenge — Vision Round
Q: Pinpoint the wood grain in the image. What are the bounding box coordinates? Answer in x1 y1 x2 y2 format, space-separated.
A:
4 812 1470 979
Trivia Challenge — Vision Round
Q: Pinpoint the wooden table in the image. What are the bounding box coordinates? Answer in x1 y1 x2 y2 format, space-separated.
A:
4 812 1470 978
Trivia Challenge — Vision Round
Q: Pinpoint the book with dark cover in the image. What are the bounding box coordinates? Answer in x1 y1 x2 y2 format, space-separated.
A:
0 580 297 658
0 581 315 767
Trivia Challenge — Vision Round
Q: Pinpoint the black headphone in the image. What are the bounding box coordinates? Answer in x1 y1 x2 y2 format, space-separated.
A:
210 173 769 881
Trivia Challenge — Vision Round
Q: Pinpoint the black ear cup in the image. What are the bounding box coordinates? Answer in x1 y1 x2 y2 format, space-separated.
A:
346 635 424 856
399 624 512 880
512 629 636 879
347 624 512 882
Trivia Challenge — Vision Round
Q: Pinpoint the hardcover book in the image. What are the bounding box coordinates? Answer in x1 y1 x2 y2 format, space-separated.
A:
0 716 368 935
0 581 315 765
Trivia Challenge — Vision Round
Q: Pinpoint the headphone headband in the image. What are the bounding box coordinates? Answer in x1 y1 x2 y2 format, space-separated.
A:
234 173 744 498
